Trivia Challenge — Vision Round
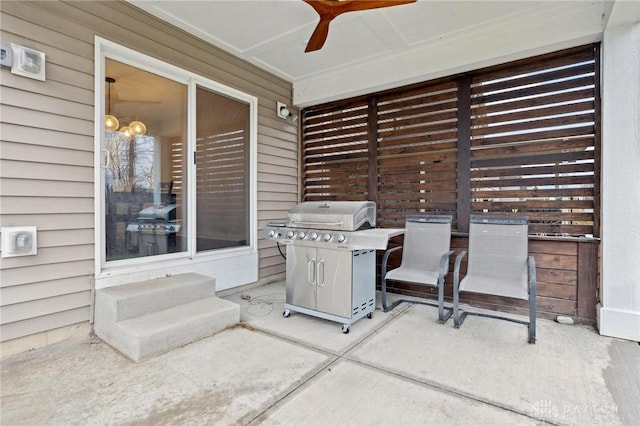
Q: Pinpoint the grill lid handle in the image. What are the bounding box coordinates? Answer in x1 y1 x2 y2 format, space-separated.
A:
291 220 343 227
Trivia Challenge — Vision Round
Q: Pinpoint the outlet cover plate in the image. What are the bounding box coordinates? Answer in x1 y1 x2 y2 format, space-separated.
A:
1 226 38 257
11 43 45 81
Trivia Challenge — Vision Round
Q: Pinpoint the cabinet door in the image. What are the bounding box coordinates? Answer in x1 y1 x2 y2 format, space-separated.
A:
286 245 316 310
316 248 352 318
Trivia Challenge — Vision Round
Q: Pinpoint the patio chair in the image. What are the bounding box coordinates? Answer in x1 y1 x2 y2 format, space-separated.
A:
453 215 536 343
381 215 454 324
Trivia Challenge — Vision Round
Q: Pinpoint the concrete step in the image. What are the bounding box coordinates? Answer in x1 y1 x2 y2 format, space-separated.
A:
99 297 239 361
95 273 217 323
93 273 240 361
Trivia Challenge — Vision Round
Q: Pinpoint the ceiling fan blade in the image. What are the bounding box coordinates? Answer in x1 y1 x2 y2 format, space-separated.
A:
331 0 417 14
305 18 332 52
303 0 416 52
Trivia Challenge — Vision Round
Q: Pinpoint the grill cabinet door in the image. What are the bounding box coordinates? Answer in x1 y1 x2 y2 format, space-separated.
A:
315 248 352 318
286 245 316 310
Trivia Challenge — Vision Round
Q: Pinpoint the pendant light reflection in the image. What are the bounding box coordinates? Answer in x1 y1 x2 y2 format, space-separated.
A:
104 77 147 138
105 114 120 131
119 126 134 141
129 120 147 136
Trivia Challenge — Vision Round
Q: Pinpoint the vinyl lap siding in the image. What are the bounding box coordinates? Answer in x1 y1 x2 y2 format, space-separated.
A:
0 2 95 342
0 0 297 343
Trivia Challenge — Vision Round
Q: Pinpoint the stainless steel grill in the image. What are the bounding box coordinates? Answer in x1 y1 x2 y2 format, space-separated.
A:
125 204 181 256
264 201 402 333
264 201 398 251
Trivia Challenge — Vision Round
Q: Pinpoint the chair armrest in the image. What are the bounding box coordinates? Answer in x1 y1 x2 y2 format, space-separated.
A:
453 250 467 288
528 255 537 295
439 250 455 276
381 245 403 279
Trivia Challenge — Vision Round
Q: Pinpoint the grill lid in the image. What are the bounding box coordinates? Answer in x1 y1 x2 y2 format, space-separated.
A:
137 204 177 221
287 201 376 231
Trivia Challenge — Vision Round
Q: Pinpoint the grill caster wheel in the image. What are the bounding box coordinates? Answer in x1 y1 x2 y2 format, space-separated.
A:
367 313 373 319
341 324 350 334
283 309 291 318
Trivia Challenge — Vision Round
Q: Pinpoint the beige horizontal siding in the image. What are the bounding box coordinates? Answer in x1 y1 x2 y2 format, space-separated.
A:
1 142 94 167
1 86 94 119
0 214 94 231
1 197 94 215
1 179 94 198
37 229 94 249
2 123 93 151
0 0 296 343
1 291 92 324
0 260 95 287
0 307 90 342
258 142 299 161
0 105 93 135
0 276 91 305
0 160 94 182
0 244 94 270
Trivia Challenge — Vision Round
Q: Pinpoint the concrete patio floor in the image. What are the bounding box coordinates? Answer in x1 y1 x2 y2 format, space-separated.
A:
2 281 638 425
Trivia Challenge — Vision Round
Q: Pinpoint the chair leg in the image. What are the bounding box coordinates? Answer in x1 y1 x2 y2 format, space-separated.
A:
528 316 536 344
528 256 537 344
453 273 466 328
453 283 460 328
381 278 389 312
437 277 452 324
452 251 466 328
438 277 444 322
528 283 536 344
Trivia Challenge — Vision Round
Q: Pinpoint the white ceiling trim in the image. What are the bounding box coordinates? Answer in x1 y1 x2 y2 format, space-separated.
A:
293 1 609 106
129 1 617 108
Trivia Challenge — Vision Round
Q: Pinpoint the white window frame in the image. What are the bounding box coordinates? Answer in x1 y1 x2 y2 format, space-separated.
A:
93 37 258 290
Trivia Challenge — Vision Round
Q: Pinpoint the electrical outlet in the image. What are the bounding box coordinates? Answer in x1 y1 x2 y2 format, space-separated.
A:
1 226 37 257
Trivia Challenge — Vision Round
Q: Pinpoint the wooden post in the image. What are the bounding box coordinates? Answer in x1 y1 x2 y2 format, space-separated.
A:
456 75 471 233
367 97 379 203
577 241 598 321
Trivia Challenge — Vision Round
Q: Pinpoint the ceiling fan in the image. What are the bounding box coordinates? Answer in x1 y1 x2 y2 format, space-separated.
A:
303 0 417 52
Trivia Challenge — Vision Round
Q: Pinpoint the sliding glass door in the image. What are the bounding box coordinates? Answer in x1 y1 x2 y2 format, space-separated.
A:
195 86 250 252
104 59 188 261
100 54 255 268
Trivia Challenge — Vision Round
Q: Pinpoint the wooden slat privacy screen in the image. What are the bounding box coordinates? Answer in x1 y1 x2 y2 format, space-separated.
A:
303 100 370 201
377 81 459 228
302 44 600 237
470 48 598 236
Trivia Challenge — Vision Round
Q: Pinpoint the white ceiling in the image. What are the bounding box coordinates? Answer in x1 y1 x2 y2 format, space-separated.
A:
129 1 624 107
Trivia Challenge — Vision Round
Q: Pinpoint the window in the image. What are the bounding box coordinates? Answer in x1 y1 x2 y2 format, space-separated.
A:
104 59 188 261
96 39 257 288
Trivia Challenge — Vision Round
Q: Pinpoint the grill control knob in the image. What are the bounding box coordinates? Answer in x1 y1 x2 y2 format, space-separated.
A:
323 233 332 241
268 230 276 238
337 234 346 243
298 231 306 239
286 230 295 239
310 232 318 240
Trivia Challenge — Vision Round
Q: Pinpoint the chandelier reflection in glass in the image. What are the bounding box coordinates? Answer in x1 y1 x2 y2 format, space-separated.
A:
105 77 147 140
